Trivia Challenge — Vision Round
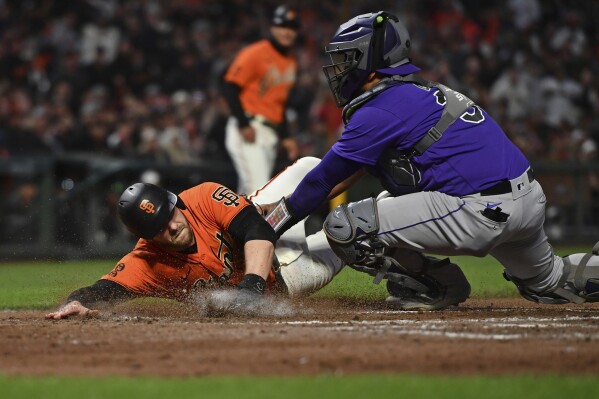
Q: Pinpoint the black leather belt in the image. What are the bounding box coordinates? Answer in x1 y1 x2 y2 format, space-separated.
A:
480 169 534 196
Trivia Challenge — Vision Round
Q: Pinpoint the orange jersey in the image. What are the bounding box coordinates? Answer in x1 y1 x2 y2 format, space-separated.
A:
101 183 281 300
224 39 297 124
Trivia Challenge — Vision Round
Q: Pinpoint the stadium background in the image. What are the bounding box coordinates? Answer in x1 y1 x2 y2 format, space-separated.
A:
1 0 599 259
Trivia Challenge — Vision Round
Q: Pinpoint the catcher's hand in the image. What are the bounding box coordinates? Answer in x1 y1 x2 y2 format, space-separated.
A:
45 301 99 320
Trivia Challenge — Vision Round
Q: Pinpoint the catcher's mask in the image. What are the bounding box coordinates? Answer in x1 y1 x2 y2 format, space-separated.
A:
117 183 184 239
323 11 414 107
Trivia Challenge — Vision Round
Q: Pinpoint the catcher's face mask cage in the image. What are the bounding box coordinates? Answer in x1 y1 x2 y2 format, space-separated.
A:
322 48 365 107
322 11 413 107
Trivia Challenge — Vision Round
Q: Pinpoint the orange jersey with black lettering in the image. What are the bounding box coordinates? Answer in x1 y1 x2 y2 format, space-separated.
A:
224 39 296 124
101 183 280 300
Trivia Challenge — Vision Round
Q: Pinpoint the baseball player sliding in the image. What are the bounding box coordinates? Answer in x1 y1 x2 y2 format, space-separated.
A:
222 5 300 195
262 11 599 310
46 158 344 319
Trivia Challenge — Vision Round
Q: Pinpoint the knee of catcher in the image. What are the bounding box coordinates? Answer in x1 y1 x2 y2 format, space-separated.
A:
323 197 380 265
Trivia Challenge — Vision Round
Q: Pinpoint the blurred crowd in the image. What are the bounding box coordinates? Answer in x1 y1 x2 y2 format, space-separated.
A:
2 0 599 247
1 0 599 163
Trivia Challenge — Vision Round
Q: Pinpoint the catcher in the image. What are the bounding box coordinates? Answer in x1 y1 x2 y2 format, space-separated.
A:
262 11 599 310
46 157 344 319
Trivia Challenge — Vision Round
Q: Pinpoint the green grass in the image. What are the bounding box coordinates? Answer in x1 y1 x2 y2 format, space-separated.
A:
0 246 591 309
1 374 599 399
0 256 513 308
0 260 112 309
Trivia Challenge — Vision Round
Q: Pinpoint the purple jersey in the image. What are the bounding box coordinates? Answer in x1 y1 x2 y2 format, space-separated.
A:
332 82 530 196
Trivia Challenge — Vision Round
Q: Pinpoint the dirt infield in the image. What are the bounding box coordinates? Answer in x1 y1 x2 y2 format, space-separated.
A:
2 298 599 377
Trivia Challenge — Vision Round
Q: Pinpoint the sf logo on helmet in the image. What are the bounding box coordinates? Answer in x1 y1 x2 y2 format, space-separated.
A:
139 199 156 214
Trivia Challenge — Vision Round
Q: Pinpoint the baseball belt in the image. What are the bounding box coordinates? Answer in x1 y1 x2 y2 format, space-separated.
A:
246 113 281 131
480 169 534 196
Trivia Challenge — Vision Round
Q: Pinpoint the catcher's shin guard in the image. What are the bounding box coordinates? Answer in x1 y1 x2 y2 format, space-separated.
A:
506 241 599 304
385 256 471 311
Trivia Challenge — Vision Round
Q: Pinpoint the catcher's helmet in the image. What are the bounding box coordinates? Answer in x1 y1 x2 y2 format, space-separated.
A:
272 5 301 29
323 11 417 107
117 183 180 239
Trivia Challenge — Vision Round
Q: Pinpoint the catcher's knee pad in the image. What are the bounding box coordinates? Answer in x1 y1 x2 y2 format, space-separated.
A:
506 241 599 304
323 197 380 266
386 257 471 311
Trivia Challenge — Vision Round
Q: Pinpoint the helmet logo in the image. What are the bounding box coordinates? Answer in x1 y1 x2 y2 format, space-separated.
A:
139 199 156 214
286 10 296 20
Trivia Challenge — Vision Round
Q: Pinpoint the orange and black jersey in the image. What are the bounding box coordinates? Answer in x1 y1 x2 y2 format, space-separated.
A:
69 183 281 305
224 39 297 125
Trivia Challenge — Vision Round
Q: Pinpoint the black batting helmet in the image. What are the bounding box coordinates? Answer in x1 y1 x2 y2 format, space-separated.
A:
117 183 180 239
272 5 301 29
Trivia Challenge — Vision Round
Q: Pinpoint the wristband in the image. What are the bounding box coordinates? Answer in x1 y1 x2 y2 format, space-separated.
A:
237 273 266 295
264 197 300 238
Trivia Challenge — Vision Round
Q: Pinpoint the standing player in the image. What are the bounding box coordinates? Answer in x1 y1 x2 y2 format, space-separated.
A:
222 5 300 195
263 11 599 310
46 157 344 319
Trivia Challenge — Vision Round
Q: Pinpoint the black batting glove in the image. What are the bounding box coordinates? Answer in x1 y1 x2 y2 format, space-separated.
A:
226 274 266 315
237 273 266 295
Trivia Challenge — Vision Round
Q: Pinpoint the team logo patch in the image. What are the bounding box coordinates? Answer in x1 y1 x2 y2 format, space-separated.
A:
211 186 240 207
139 199 155 213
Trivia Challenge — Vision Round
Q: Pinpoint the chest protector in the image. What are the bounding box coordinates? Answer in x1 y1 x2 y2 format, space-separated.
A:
342 74 475 195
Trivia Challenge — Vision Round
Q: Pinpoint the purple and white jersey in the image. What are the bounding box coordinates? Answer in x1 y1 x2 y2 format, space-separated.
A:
332 82 530 196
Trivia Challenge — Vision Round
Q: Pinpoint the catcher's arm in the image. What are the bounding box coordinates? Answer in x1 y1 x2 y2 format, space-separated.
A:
45 279 135 320
257 161 366 217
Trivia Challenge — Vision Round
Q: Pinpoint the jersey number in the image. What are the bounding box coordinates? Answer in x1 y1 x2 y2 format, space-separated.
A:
460 105 485 124
435 90 484 125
